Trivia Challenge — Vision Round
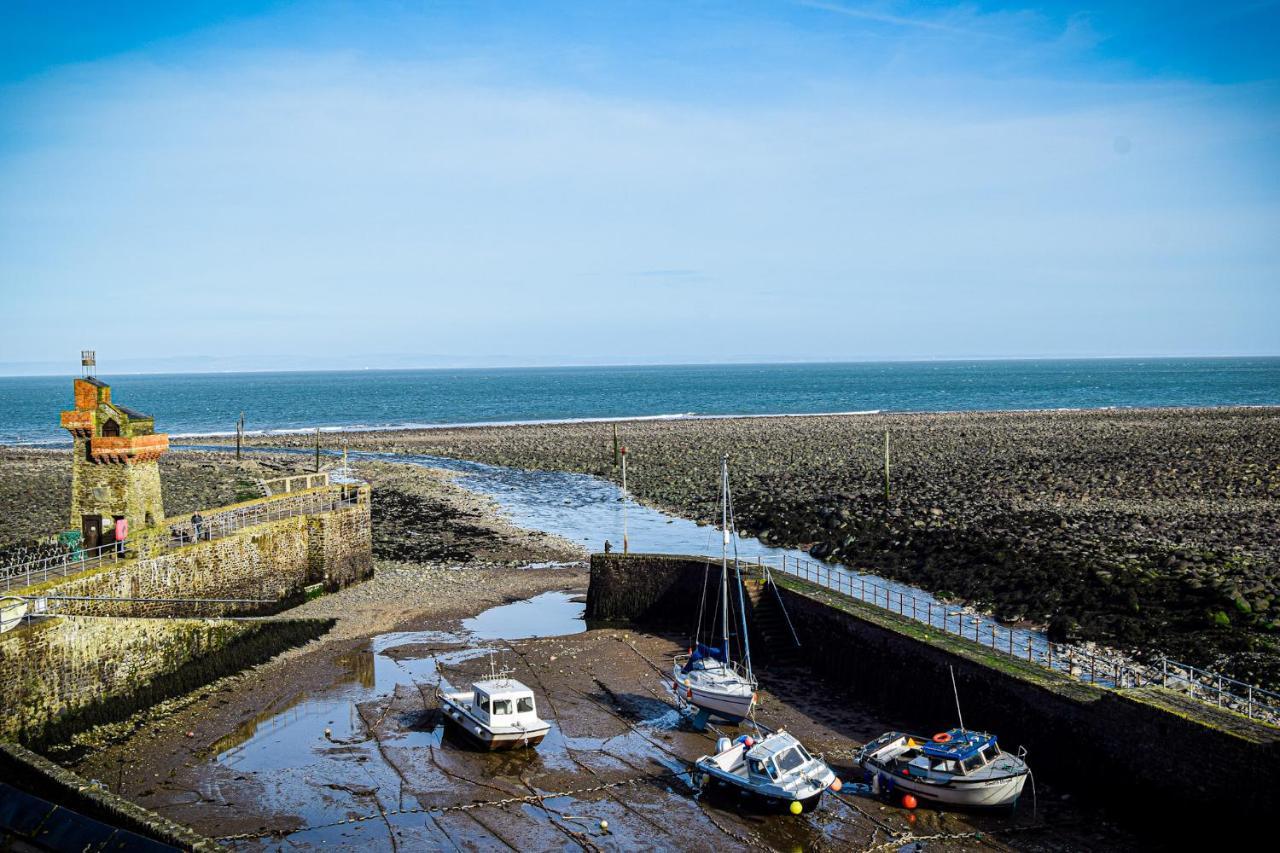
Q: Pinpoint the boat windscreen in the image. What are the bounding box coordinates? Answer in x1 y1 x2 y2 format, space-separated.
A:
775 748 806 774
517 696 535 713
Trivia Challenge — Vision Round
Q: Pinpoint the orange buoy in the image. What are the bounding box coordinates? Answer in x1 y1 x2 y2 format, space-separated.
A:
686 687 693 700
902 794 918 810
829 777 843 792
743 736 754 748
931 732 952 743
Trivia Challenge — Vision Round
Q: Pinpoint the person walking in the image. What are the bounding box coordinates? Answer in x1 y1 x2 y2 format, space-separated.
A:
114 517 128 556
603 539 612 554
191 511 204 542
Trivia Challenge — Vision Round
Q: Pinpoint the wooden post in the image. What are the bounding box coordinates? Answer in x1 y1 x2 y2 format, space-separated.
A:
235 412 245 460
314 427 321 473
621 446 628 554
882 430 891 504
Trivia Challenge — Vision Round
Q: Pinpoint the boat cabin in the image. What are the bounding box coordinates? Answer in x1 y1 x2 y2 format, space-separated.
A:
905 730 1002 778
744 733 815 782
469 678 539 727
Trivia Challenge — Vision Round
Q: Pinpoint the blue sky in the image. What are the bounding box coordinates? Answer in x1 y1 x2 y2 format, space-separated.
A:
1 1 1277 373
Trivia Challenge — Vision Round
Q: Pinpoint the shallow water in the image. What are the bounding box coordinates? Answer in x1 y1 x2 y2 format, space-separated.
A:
462 590 586 640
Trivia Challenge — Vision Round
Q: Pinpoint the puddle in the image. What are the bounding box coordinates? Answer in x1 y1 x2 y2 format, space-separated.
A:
462 590 586 640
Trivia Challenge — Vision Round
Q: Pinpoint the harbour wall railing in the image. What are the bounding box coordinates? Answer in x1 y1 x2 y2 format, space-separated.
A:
763 552 1280 726
1 485 362 593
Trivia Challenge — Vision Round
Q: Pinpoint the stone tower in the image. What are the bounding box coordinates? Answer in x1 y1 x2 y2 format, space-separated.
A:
60 352 167 547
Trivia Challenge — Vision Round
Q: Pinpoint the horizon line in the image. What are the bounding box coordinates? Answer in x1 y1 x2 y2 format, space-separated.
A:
2 353 1279 379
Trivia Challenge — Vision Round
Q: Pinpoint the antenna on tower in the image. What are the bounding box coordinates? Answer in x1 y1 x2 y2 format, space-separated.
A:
81 350 96 378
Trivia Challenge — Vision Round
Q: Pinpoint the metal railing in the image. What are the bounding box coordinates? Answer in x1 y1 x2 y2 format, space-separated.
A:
1 487 362 593
762 552 1280 726
259 472 330 496
1 542 122 592
168 487 359 547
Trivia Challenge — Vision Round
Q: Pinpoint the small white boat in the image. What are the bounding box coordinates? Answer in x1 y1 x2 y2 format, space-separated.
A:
437 671 551 751
857 728 1029 808
675 455 758 725
695 730 839 814
673 645 756 723
0 597 28 634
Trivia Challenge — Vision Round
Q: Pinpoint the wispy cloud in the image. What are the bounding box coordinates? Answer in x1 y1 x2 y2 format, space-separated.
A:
0 3 1276 365
792 0 1016 40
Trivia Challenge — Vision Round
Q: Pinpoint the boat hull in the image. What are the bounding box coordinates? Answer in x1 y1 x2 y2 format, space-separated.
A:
696 766 826 813
684 683 753 723
440 701 549 751
861 761 1027 808
0 598 27 634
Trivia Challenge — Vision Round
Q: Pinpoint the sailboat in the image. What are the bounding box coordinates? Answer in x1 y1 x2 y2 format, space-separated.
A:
672 455 758 725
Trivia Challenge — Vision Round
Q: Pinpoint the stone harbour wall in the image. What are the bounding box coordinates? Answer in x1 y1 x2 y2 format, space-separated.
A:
0 615 333 748
0 742 218 850
588 553 1280 838
44 488 373 617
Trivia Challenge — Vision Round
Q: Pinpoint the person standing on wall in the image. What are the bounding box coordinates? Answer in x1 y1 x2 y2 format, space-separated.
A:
114 516 128 557
192 511 204 542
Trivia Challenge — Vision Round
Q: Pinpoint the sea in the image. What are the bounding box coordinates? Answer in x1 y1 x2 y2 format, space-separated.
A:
1 357 1277 446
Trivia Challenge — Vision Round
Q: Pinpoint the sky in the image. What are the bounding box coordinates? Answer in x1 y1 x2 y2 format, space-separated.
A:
0 0 1277 374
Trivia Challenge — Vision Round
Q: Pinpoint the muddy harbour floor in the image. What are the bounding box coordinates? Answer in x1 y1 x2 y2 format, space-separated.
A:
36 455 1142 851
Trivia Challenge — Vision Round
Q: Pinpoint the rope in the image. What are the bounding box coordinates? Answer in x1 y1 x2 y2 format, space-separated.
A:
216 773 681 842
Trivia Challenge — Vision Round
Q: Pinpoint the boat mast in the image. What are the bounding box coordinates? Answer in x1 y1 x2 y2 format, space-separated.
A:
949 665 967 734
728 468 753 682
720 454 731 666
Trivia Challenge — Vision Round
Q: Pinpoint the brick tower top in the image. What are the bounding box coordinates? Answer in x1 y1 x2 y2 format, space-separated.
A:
61 377 169 463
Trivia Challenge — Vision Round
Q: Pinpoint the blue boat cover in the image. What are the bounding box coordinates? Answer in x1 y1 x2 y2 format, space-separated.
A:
682 643 727 673
921 729 996 761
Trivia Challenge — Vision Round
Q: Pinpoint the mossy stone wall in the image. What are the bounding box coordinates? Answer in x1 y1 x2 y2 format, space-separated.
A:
0 616 333 747
44 497 372 616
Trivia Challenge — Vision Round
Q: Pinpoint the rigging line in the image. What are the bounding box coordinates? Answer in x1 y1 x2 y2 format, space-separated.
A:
726 465 753 682
693 475 721 647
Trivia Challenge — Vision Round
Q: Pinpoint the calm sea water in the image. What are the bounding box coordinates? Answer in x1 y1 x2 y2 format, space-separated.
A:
1 358 1277 445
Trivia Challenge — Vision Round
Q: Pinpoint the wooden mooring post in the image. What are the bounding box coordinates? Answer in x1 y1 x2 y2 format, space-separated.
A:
882 430 891 504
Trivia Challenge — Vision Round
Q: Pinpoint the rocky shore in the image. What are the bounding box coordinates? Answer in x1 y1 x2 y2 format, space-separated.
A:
232 407 1280 687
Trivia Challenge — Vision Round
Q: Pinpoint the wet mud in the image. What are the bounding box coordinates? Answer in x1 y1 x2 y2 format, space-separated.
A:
71 591 1138 851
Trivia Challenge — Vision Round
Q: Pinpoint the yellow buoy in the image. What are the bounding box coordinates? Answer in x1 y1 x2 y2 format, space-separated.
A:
600 820 609 831
789 800 803 815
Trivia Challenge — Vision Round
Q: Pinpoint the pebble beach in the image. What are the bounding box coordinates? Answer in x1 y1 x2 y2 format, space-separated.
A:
231 406 1280 687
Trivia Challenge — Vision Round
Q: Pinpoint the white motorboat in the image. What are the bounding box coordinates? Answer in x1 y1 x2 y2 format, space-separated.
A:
695 730 839 814
857 728 1029 808
0 597 28 634
673 454 758 725
437 670 551 751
